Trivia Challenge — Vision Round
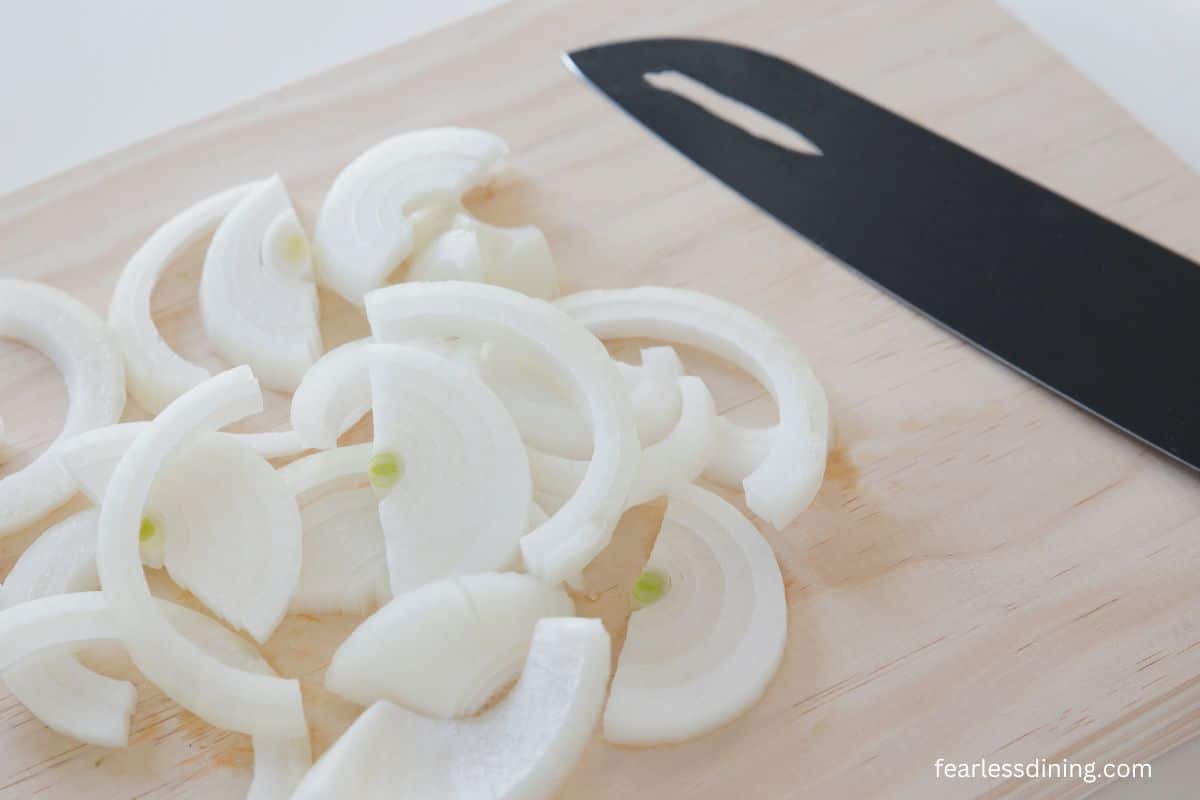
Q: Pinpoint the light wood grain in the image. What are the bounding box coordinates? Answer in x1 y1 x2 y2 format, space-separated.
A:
3 0 1200 797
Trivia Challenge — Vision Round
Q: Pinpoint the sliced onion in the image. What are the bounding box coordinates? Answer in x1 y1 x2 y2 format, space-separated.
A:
0 591 117 673
289 487 389 616
108 183 257 414
703 417 776 488
0 279 126 537
408 212 558 300
292 618 609 800
604 484 787 745
278 443 372 504
290 339 372 450
366 282 639 583
162 603 311 800
231 429 308 460
313 128 509 305
58 422 302 643
529 375 716 511
483 345 682 459
558 287 829 529
0 509 136 747
94 366 305 737
200 175 322 392
368 343 531 593
327 573 574 718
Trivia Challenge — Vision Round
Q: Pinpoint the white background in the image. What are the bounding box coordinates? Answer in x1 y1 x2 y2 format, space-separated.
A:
1 0 1198 796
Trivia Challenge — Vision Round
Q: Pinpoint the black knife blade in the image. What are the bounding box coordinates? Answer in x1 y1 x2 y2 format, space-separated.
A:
566 37 1200 471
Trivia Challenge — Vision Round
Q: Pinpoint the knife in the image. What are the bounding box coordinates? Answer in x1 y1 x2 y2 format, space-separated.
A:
565 38 1200 471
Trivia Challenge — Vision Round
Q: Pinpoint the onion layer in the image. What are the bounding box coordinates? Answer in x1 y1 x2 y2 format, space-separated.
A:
94 366 305 738
313 128 509 305
529 375 716 511
408 212 558 300
366 282 639 583
557 287 829 529
368 343 531 592
0 279 126 536
327 573 574 718
604 484 787 745
290 339 373 450
290 487 389 616
0 509 136 747
108 183 257 413
292 618 609 800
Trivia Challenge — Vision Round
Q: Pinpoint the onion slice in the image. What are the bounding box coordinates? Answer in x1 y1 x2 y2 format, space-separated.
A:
529 375 716 511
278 443 372 504
290 487 389 616
485 345 683 459
200 175 322 392
557 287 829 529
0 279 126 537
58 423 302 642
290 339 372 450
292 618 609 800
108 183 257 414
0 509 136 747
94 366 305 737
408 212 558 300
366 282 639 583
368 343 531 592
313 128 509 305
327 573 574 718
604 485 787 745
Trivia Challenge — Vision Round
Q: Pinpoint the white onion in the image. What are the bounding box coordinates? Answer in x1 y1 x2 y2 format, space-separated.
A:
604 485 787 745
529 374 716 511
200 175 322 392
57 423 302 643
327 573 574 718
94 366 305 738
0 279 126 537
557 287 829 529
368 343 531 593
313 128 509 305
278 443 372 504
289 338 372 450
366 282 639 583
0 509 136 747
232 429 308 460
408 212 558 300
108 183 257 414
289 487 389 616
703 417 776 488
291 618 609 800
485 345 683 459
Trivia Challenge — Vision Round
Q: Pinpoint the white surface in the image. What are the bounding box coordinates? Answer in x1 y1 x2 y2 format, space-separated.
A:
2 0 1199 796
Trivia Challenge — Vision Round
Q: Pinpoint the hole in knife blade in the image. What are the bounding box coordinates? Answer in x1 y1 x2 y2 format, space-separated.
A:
643 70 822 157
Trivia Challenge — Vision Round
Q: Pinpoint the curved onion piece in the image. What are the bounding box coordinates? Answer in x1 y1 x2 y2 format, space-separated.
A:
327 573 574 718
703 417 776 488
484 345 682 459
290 487 389 616
162 604 311 800
109 183 257 414
233 429 308 460
58 423 302 642
558 287 829 529
368 343 531 592
278 443 372 504
0 509 136 747
95 366 305 737
0 279 126 536
530 375 717 512
604 484 787 745
366 282 639 583
290 339 372 450
314 128 509 305
408 212 558 300
293 618 609 800
200 175 322 391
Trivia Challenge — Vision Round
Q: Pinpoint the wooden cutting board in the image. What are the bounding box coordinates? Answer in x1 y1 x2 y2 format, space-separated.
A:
4 0 1200 797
